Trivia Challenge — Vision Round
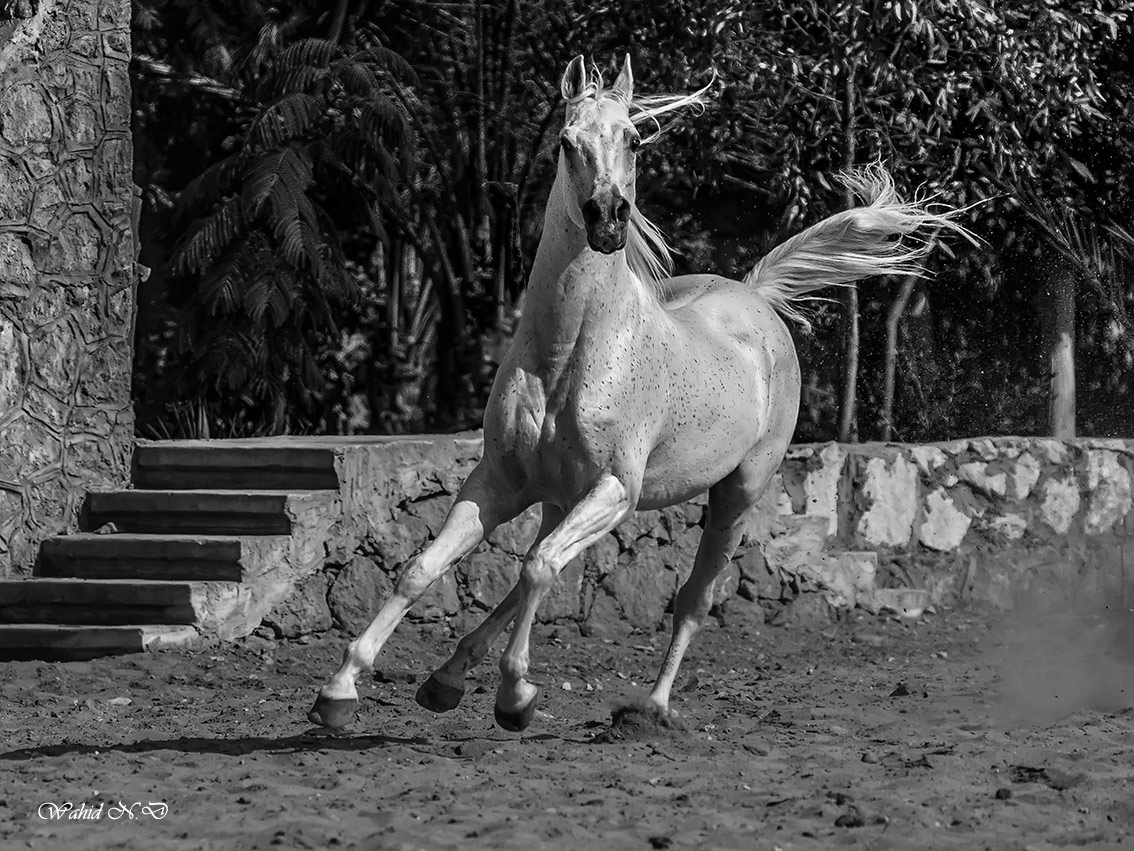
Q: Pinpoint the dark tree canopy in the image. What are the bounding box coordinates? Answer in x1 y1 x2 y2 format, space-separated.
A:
130 0 1134 440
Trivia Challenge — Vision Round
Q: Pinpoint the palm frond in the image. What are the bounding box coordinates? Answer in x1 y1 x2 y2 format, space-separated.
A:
255 65 328 101
247 91 321 149
240 144 313 218
274 37 340 70
174 194 246 275
175 155 240 220
330 58 381 97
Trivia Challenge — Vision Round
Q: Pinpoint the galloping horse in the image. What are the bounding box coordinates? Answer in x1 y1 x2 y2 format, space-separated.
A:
309 55 967 732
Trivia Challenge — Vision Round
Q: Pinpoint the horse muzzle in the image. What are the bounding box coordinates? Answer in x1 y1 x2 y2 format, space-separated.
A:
583 194 630 254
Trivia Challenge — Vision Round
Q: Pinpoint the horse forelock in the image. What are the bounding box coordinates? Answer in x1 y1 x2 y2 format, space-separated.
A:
562 67 712 289
569 64 712 135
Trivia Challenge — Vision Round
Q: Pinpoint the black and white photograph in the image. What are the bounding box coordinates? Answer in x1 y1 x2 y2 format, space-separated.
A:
1 1 1132 848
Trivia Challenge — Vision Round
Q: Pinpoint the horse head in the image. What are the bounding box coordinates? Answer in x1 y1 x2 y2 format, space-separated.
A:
558 54 639 255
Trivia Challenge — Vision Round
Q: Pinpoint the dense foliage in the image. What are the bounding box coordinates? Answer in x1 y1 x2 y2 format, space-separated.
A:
131 0 1134 440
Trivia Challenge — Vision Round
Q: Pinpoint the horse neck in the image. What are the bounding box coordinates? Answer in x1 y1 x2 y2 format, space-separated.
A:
521 163 656 357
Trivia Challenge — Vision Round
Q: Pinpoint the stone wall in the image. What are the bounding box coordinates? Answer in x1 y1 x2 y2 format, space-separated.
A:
263 435 1134 640
0 0 137 577
785 437 1134 610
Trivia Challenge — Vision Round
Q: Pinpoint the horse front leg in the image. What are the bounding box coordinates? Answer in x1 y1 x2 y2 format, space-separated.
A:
416 504 565 713
307 463 526 729
495 474 636 732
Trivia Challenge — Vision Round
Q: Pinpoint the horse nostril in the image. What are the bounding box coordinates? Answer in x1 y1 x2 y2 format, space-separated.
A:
582 199 602 226
614 196 631 224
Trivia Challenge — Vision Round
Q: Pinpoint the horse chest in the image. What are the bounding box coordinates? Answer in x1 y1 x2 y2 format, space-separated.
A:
487 352 648 497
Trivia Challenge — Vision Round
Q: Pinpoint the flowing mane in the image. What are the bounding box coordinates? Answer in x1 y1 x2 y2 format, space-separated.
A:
575 63 713 288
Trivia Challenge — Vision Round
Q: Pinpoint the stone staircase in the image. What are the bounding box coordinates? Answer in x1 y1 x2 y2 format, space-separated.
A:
0 443 342 661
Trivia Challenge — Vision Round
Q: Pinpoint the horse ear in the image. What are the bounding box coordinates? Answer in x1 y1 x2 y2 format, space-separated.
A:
561 55 587 101
612 53 633 101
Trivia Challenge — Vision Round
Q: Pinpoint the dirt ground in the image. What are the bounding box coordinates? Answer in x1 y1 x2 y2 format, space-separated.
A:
2 602 1133 851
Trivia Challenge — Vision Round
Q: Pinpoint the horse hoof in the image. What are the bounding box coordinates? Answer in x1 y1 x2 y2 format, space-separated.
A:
415 675 465 713
307 693 358 729
494 691 538 732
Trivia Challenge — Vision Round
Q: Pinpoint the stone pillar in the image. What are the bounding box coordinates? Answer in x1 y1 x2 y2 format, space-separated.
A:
0 0 137 577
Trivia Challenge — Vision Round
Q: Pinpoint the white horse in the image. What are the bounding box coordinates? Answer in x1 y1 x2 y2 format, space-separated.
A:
309 55 967 732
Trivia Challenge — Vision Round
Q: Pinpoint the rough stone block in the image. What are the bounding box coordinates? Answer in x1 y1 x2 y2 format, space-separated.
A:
0 415 62 480
584 533 619 578
760 515 828 572
0 233 37 291
1085 450 1132 535
405 494 451 537
985 513 1027 541
910 445 947 476
613 508 667 550
919 488 972 552
603 543 671 630
103 31 129 60
1034 439 1068 464
805 551 877 610
28 320 80 390
856 453 918 547
581 587 632 639
734 546 780 600
459 547 519 610
0 489 23 540
60 155 95 202
0 323 26 419
1012 453 1042 500
801 442 843 537
264 572 331 638
0 157 33 220
660 526 701 580
0 84 53 145
1041 477 1081 535
327 555 394 634
487 504 542 556
541 555 584 622
957 461 1007 498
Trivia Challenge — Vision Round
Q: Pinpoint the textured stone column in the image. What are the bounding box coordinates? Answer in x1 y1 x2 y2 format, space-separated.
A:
0 0 137 577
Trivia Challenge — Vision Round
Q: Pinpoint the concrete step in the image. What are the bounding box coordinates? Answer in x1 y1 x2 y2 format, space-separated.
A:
133 441 339 490
84 489 336 535
0 578 240 626
37 533 290 581
0 623 200 661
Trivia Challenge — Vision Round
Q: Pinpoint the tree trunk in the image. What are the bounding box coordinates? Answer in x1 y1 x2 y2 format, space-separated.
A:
837 57 859 443
880 275 917 441
1046 266 1076 438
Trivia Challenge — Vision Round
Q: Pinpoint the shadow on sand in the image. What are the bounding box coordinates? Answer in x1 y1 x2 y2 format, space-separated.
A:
0 728 579 762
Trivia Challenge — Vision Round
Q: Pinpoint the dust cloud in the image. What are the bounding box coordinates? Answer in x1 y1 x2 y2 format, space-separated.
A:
988 593 1134 726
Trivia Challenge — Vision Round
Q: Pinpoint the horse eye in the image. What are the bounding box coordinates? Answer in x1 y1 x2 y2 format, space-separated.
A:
560 133 575 152
629 135 642 152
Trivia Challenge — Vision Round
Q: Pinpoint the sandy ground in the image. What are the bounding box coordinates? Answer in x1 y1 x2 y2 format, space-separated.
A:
2 603 1133 851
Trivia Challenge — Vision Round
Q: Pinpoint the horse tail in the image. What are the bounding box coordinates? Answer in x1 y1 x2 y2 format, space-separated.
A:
743 164 974 330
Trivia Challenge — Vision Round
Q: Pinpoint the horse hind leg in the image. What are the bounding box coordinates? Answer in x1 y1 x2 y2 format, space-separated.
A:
646 454 779 715
416 504 565 713
308 464 525 730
